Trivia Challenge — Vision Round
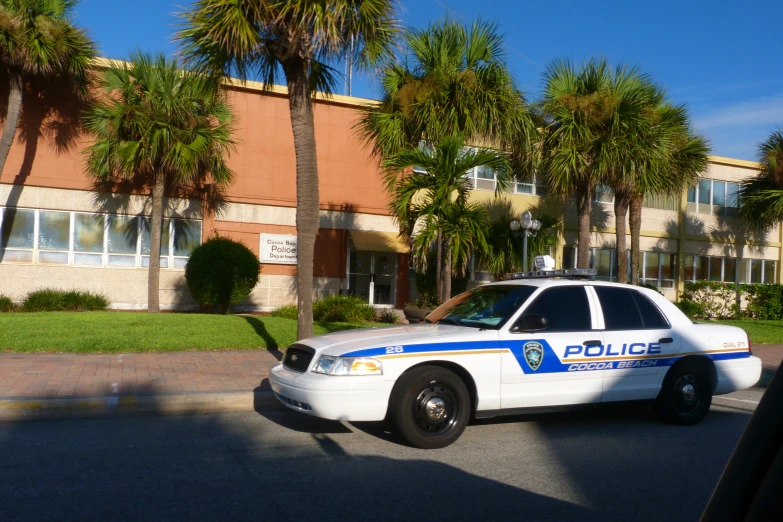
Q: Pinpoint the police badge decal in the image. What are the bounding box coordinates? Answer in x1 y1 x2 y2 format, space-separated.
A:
523 341 544 371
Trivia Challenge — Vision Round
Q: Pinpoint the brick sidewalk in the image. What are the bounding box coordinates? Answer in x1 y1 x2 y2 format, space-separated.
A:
750 344 783 375
0 351 280 399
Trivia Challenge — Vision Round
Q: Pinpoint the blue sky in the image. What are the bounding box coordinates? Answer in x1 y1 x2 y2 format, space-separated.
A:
75 0 783 160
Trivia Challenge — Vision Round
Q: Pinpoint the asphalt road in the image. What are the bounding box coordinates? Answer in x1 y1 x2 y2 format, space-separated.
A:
0 388 763 522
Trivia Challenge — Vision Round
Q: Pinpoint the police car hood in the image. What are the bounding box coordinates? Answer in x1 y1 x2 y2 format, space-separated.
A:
300 324 480 357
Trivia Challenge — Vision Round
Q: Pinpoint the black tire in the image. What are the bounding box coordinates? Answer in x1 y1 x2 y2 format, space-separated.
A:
654 359 712 425
388 366 470 449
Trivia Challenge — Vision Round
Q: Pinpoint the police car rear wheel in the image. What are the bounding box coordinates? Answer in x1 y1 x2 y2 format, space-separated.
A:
389 366 470 449
654 360 712 425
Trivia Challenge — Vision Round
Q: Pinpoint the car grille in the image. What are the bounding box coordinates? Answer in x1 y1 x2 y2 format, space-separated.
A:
275 393 312 411
283 343 315 373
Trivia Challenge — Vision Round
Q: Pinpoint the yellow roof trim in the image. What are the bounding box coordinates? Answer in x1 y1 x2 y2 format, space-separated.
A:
350 230 409 254
89 57 378 109
708 155 760 170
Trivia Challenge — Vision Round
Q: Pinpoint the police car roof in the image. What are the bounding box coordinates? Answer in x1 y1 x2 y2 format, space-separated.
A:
484 278 637 289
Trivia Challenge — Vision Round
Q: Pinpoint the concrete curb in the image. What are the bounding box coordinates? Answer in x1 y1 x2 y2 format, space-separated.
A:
0 389 280 421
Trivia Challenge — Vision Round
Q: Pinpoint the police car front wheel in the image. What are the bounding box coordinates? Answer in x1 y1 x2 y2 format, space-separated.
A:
654 359 712 425
388 366 470 449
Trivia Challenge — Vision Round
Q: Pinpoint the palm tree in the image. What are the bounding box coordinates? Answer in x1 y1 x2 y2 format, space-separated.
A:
83 52 236 312
382 134 509 301
178 0 398 340
538 59 653 268
626 104 708 284
358 18 533 164
0 0 95 175
478 210 558 280
739 130 783 229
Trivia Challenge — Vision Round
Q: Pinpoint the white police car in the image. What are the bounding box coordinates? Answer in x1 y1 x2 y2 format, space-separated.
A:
270 257 761 449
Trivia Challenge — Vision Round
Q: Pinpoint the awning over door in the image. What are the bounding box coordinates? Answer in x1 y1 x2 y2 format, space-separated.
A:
349 230 410 254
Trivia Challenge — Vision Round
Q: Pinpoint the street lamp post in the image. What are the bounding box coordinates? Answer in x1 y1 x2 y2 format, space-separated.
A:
510 211 542 273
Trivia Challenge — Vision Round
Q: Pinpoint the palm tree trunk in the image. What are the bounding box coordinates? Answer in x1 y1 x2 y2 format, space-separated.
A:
0 76 23 176
284 58 319 340
576 181 593 268
443 245 452 301
435 231 443 302
614 195 629 283
629 194 644 285
148 171 165 313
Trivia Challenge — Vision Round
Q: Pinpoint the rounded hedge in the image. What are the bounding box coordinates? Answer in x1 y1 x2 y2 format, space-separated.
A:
185 237 261 313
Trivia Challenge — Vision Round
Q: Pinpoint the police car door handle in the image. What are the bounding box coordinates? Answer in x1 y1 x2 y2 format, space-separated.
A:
659 337 674 344
583 340 602 346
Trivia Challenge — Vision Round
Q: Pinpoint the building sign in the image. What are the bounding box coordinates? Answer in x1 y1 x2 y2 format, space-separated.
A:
260 234 297 264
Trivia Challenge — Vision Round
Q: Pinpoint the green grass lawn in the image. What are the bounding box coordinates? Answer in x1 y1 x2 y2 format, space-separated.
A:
0 312 378 353
713 319 783 345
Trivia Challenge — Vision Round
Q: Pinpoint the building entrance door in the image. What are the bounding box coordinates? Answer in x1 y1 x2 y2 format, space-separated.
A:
348 250 396 307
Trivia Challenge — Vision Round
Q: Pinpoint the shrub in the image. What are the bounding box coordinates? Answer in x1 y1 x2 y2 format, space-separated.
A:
185 237 261 314
406 292 440 310
674 299 702 319
270 305 298 320
312 294 375 323
376 308 399 324
0 294 15 312
681 281 739 319
22 289 108 312
743 284 783 319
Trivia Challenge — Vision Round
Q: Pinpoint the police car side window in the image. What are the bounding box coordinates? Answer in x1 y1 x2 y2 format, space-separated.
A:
594 287 644 330
632 291 670 329
522 287 591 331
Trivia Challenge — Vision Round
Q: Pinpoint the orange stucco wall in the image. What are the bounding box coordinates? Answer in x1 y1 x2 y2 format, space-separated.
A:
0 85 389 216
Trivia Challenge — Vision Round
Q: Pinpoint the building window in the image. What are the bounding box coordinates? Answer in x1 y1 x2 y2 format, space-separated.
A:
684 255 777 284
0 207 201 270
562 246 632 283
640 251 676 288
686 180 741 216
643 193 680 211
593 184 614 204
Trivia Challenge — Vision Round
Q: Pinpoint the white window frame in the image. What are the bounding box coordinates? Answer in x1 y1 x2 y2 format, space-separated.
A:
687 179 741 216
640 251 676 289
682 255 777 285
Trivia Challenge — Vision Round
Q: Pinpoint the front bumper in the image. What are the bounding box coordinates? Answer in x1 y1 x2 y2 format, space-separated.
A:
269 364 394 422
714 356 762 395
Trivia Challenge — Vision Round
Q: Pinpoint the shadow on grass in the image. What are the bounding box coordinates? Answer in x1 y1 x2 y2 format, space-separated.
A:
241 316 283 360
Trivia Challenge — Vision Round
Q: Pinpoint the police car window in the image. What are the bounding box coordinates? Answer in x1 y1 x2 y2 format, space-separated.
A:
632 291 670 329
521 287 591 331
427 285 537 329
594 286 645 329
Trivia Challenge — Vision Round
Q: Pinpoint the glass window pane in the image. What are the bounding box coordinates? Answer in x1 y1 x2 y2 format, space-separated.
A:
38 211 70 251
660 254 674 280
524 287 592 331
108 254 136 267
594 184 613 203
74 253 102 266
687 185 696 203
0 249 32 263
726 183 740 208
738 259 750 284
724 258 737 283
595 287 644 329
764 261 776 284
39 251 68 264
751 260 762 283
593 249 612 279
173 257 188 269
476 165 494 180
684 255 694 281
1 208 35 249
712 181 726 208
107 216 138 254
535 184 547 198
74 214 105 253
516 183 533 194
698 179 712 206
697 256 709 281
172 220 201 257
562 246 575 269
644 252 660 280
709 257 723 281
141 218 170 256
141 256 169 268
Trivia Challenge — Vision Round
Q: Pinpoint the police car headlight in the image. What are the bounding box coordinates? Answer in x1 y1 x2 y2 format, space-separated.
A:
312 355 383 376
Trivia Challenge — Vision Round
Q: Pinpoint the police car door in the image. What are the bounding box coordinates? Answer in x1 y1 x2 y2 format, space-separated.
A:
499 285 604 409
589 285 681 402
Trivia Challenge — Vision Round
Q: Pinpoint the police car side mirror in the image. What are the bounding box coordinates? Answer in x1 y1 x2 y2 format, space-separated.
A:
511 313 548 333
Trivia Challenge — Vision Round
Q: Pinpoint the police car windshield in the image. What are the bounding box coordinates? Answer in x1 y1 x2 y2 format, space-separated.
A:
426 285 537 329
